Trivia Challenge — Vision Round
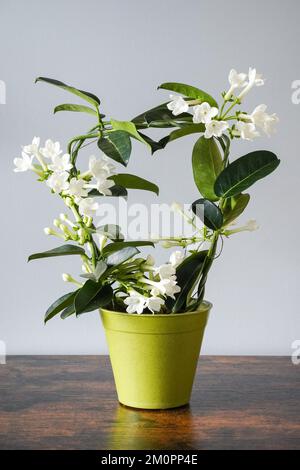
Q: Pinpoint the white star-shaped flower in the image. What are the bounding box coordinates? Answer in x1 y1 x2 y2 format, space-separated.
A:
193 102 219 124
48 153 72 173
204 120 229 139
167 95 189 116
40 139 62 160
78 197 99 217
13 152 34 172
46 171 70 193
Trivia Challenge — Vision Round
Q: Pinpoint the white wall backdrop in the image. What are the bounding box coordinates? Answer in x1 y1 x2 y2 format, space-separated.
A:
1 0 299 355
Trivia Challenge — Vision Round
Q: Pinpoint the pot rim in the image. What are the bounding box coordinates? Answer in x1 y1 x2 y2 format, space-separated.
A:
101 300 212 318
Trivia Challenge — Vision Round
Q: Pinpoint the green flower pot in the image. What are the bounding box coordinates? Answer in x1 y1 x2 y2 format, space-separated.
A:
100 301 212 410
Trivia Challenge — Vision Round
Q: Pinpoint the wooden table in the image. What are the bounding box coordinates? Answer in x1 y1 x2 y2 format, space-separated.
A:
0 356 299 450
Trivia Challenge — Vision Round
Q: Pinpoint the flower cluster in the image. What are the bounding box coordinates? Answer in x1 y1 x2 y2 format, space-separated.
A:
14 135 182 315
167 67 279 141
14 137 117 220
123 251 183 314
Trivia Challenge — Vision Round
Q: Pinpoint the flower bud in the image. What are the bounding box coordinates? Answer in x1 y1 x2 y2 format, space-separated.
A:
44 227 52 235
62 273 72 282
53 218 60 228
65 197 72 208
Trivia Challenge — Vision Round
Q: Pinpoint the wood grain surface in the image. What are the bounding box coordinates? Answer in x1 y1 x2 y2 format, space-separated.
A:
0 356 299 450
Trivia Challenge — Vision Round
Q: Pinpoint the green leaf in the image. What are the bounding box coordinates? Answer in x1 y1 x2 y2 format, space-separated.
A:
214 151 280 198
132 103 193 129
35 77 100 107
60 303 75 319
28 244 85 261
158 82 218 108
98 131 131 166
103 241 154 256
192 198 223 230
192 137 223 201
88 185 128 198
45 291 78 323
167 251 208 313
109 174 159 195
110 120 149 147
136 132 165 154
75 281 113 315
54 103 98 116
106 246 140 266
223 193 250 226
159 124 205 149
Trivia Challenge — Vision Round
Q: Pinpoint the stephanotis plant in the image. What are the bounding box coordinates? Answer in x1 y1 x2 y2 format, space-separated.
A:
15 69 280 321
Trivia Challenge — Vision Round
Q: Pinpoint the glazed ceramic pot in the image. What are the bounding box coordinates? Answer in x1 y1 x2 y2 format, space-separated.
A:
100 301 212 410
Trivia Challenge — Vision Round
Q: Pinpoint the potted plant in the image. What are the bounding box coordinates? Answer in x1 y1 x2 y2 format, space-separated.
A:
14 69 280 409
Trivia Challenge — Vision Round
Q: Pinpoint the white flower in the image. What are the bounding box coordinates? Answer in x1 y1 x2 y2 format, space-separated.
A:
23 136 40 156
46 171 69 193
169 250 184 267
94 177 115 196
225 69 247 100
151 278 181 299
48 153 72 173
204 120 229 139
146 296 165 314
263 114 279 137
238 67 265 100
144 255 155 267
193 102 219 124
40 139 62 160
167 95 189 116
124 292 147 314
247 104 279 137
89 155 115 179
245 219 259 231
227 219 259 235
13 152 34 172
67 178 88 200
235 122 260 140
78 197 99 217
228 69 248 89
155 264 176 280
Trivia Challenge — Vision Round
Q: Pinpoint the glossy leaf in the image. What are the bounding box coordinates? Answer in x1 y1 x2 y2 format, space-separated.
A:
106 246 140 266
75 281 113 315
214 151 280 198
109 174 159 195
110 120 149 147
54 103 98 116
60 303 75 319
88 185 128 198
132 103 193 129
136 132 165 154
28 244 85 261
158 82 218 108
168 251 208 313
223 193 250 226
103 241 154 256
98 131 131 166
192 198 223 230
35 77 100 107
192 137 223 201
44 290 78 323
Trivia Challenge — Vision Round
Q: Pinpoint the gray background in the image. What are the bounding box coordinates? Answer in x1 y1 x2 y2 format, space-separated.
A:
0 0 299 355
